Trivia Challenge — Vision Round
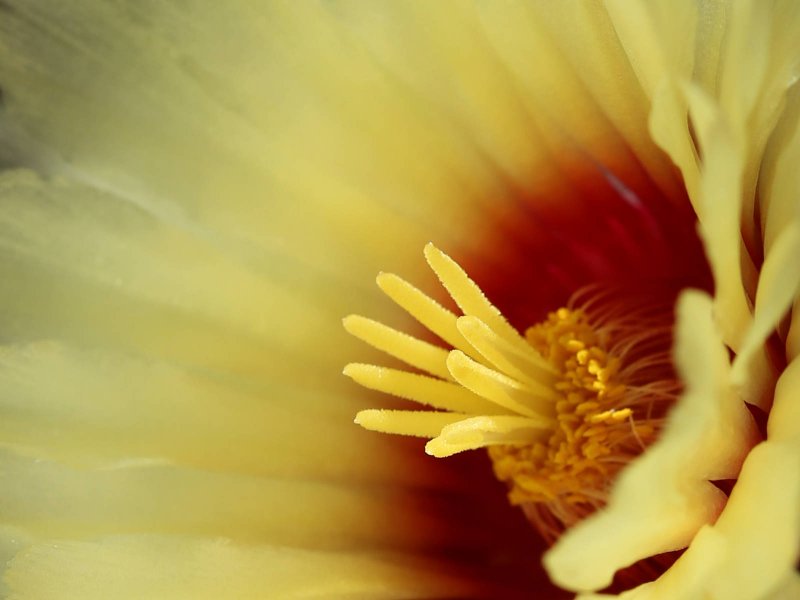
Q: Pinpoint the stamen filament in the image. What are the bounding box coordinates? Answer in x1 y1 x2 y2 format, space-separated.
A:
426 415 551 458
456 316 559 383
376 272 483 361
342 314 452 380
343 363 508 414
446 350 557 417
355 409 466 437
424 243 531 355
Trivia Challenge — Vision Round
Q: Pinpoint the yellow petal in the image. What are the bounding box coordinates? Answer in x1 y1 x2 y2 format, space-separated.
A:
599 440 800 600
544 290 757 592
0 341 423 484
760 86 800 254
683 86 753 351
731 224 800 408
606 0 700 202
0 450 467 553
5 535 479 600
768 357 800 442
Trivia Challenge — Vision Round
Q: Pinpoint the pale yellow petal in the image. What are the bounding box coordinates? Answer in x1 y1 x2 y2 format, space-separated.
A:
684 86 753 350
760 85 800 254
0 1 486 295
718 0 800 253
606 0 700 201
4 536 479 600
523 2 684 202
605 0 696 100
3 3 798 599
764 573 800 600
544 290 757 592
0 0 659 291
599 440 800 600
471 1 678 214
0 342 431 485
768 357 800 442
648 80 700 204
0 170 339 383
731 224 800 407
701 441 800 600
545 481 725 593
0 450 469 553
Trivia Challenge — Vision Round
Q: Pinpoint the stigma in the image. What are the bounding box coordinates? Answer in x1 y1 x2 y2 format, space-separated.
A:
345 244 680 538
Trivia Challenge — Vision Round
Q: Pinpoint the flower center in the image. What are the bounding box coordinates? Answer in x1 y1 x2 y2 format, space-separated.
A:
490 297 678 542
346 244 680 541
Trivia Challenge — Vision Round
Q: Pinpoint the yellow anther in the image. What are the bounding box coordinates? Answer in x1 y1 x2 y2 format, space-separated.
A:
566 339 585 352
487 299 680 543
609 408 633 422
575 401 600 415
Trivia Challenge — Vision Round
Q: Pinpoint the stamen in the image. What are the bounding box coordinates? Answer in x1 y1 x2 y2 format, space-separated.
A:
376 272 479 359
424 243 531 353
491 302 677 540
446 351 556 418
355 409 466 438
342 314 453 380
346 245 680 542
344 364 505 414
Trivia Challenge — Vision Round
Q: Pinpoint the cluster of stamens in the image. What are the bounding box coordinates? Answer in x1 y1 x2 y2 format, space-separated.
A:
345 245 680 541
491 304 675 541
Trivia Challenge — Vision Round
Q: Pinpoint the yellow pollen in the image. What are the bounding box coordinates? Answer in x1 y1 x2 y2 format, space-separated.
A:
346 245 679 541
487 309 659 537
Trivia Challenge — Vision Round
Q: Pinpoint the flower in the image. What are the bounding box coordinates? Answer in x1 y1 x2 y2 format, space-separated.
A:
0 2 798 600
